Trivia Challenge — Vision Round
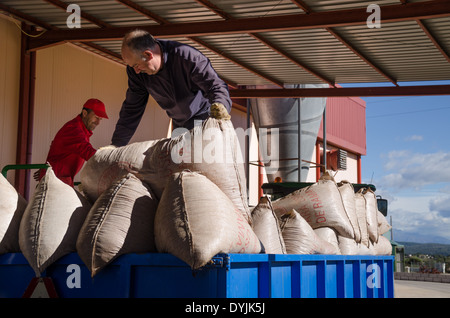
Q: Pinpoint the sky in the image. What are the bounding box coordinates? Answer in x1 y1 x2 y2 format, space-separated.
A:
342 80 450 244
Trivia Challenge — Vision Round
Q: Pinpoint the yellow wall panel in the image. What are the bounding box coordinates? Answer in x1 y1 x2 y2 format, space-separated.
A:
32 43 170 188
0 16 21 184
0 23 256 200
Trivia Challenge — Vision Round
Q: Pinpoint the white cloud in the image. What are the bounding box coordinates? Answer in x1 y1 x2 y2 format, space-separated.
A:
389 194 433 213
365 149 450 241
389 205 450 241
380 151 450 189
376 176 450 241
404 135 423 141
429 195 450 217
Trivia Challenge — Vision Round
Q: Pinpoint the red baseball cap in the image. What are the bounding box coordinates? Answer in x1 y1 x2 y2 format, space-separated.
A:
83 98 108 119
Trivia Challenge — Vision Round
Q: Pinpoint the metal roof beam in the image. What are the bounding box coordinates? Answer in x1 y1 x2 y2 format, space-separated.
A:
249 33 335 86
77 42 123 62
195 0 335 85
43 0 111 28
188 37 284 87
416 19 450 64
1 2 124 64
400 0 450 64
42 0 126 63
290 0 312 14
28 0 450 43
0 3 56 30
115 2 242 90
193 0 233 20
326 28 398 86
115 0 169 25
0 3 66 50
115 0 284 87
291 0 398 86
229 85 450 98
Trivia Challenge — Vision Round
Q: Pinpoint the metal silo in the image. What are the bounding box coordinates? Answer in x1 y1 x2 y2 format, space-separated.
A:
250 84 327 183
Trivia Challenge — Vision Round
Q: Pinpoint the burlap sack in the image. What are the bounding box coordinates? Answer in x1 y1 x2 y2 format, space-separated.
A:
337 235 359 255
77 173 158 277
0 174 27 254
355 189 370 247
251 196 286 254
372 235 392 255
154 171 261 270
80 141 156 203
363 188 379 243
338 235 390 255
272 172 354 238
19 168 91 276
357 241 376 255
377 211 391 235
278 209 339 255
337 180 361 242
140 118 251 224
314 227 340 254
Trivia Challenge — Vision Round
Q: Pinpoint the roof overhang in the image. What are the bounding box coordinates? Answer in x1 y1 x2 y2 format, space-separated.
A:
27 0 450 44
1 0 450 94
230 84 450 98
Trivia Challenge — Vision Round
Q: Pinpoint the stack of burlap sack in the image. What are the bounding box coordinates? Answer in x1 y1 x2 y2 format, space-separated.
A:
266 172 393 256
0 118 392 278
0 118 260 277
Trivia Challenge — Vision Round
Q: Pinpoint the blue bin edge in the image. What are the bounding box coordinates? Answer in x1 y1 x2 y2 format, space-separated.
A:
0 252 395 298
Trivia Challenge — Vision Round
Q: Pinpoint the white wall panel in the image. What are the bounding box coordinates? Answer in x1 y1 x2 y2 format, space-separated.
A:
230 108 264 206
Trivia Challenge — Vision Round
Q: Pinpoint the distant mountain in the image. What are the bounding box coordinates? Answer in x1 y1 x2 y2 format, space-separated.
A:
398 241 450 256
390 229 450 244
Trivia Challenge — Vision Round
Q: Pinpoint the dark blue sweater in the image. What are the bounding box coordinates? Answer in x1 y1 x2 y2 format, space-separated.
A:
111 39 232 146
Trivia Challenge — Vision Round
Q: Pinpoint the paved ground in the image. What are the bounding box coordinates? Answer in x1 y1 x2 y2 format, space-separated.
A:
394 279 450 298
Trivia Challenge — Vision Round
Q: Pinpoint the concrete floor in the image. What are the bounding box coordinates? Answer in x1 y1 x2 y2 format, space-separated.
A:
394 279 450 298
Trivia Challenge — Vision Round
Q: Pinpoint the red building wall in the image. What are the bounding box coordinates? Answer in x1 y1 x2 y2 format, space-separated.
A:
318 96 367 156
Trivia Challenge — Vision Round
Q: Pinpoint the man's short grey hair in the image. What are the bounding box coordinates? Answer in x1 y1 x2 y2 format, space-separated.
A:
122 29 158 55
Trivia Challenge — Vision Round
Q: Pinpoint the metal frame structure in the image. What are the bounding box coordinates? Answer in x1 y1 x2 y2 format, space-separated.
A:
1 0 449 195
1 0 449 91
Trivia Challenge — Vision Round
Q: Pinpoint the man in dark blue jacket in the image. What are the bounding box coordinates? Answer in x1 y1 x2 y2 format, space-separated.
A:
111 29 232 147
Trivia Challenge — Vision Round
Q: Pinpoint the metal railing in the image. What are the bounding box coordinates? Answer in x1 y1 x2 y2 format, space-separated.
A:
1 163 49 178
2 163 81 186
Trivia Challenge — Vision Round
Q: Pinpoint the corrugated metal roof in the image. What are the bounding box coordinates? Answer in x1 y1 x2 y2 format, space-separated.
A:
333 20 450 82
113 0 220 24
1 0 449 87
211 0 303 18
69 0 155 27
306 0 399 12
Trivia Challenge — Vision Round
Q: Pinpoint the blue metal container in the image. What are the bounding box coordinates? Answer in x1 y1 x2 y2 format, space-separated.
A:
0 252 394 298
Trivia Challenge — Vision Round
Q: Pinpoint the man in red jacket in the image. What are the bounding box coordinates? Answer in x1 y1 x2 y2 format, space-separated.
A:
36 98 108 187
